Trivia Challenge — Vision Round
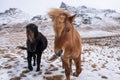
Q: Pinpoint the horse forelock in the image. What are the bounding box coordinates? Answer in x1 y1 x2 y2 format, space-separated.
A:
48 9 73 37
27 29 34 42
48 8 71 18
26 24 39 42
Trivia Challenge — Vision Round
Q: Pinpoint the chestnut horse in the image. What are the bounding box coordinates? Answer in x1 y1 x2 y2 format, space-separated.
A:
48 9 82 80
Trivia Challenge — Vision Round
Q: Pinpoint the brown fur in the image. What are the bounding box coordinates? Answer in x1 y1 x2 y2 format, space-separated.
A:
27 28 34 42
48 8 82 80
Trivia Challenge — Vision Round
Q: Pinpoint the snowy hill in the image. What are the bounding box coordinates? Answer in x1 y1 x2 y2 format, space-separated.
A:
60 2 120 29
30 2 120 30
1 3 120 29
31 15 48 21
0 3 120 37
0 8 32 26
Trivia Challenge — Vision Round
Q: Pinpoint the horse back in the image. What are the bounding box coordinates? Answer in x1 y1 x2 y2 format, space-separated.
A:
37 32 48 51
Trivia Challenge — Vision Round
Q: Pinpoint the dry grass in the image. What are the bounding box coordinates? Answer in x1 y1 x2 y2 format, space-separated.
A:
20 73 26 77
91 64 97 68
10 77 21 80
3 54 12 58
50 67 58 71
22 70 29 74
7 71 13 73
49 64 58 71
82 34 120 47
37 71 42 75
101 75 108 79
3 64 12 69
45 70 52 74
101 64 106 68
43 75 64 80
117 57 120 61
0 49 6 54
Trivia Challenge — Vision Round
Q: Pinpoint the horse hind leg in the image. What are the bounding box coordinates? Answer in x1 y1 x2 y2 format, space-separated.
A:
62 57 71 80
73 55 82 77
33 54 36 66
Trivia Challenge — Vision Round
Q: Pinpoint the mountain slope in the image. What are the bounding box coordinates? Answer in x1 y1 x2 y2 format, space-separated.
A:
60 2 120 29
0 8 32 25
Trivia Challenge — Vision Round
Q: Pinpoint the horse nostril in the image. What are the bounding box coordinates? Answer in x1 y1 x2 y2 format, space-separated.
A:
60 49 63 54
57 49 63 57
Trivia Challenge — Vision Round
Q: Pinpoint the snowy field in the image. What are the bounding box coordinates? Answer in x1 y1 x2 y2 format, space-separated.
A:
0 24 120 80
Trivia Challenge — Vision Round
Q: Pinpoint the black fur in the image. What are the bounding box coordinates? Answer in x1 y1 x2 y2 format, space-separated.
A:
18 23 47 71
17 46 27 50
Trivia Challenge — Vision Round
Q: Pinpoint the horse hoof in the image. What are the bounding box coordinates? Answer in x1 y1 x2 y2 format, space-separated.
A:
33 64 36 66
36 68 40 72
73 72 79 77
28 66 33 71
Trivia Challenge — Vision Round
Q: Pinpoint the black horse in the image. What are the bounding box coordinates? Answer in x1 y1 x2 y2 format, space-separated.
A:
18 23 47 71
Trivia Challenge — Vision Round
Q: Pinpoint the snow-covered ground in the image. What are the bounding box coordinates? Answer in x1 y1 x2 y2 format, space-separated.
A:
0 2 120 80
0 23 120 80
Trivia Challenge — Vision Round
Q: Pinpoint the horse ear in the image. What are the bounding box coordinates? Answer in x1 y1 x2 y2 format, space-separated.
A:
69 14 77 22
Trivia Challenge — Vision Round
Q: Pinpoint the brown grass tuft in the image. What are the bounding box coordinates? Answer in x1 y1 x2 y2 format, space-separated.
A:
50 67 58 71
91 64 97 68
3 64 12 69
10 77 21 80
43 75 64 80
101 64 106 68
101 75 108 79
45 70 52 74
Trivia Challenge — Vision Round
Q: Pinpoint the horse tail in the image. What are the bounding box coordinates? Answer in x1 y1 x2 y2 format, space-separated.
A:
17 46 27 50
45 54 58 63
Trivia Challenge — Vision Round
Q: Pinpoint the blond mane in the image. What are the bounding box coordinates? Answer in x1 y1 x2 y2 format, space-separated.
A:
48 8 71 17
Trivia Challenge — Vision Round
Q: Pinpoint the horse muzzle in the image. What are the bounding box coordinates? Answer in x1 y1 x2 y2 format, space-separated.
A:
55 49 63 57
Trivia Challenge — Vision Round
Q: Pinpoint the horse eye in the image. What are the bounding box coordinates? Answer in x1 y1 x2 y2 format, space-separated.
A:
52 18 54 21
26 30 28 32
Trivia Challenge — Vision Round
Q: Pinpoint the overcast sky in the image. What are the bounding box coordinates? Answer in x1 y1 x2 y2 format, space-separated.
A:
0 0 120 16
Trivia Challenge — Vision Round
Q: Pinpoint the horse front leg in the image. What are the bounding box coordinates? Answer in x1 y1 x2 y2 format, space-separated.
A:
62 57 71 80
73 55 82 77
27 52 33 71
69 59 72 73
36 53 42 71
33 54 36 66
61 57 65 69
